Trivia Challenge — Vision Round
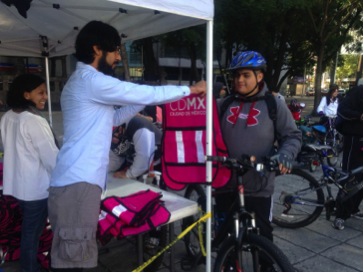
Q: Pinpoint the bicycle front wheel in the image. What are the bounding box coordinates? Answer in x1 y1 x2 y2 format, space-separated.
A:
214 234 295 272
325 130 341 167
142 226 168 271
272 168 325 228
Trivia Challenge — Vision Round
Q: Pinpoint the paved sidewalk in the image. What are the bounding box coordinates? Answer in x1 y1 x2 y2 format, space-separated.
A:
94 190 363 272
1 190 362 272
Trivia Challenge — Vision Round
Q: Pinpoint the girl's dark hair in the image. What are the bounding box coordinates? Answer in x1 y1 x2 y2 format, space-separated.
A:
75 20 121 64
6 74 45 109
326 84 338 105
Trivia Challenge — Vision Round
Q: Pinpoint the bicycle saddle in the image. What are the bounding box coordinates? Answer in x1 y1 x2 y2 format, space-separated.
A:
312 125 327 134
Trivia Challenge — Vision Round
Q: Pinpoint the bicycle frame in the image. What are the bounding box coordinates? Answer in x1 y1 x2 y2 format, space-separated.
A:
211 188 258 251
183 155 294 271
273 143 363 228
289 147 342 206
324 117 338 147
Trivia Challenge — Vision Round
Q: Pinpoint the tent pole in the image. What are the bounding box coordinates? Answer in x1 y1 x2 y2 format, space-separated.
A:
205 19 213 272
120 43 130 81
44 57 53 127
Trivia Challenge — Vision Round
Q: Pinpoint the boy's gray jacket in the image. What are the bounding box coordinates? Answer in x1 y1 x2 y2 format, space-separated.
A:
217 87 302 197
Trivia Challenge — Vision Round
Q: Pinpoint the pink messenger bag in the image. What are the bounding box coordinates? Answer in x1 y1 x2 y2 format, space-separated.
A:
161 94 231 190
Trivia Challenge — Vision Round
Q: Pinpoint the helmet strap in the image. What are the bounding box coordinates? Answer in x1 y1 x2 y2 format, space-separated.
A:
237 70 261 98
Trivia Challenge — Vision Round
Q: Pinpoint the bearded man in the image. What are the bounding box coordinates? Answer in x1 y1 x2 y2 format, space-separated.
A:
48 20 206 271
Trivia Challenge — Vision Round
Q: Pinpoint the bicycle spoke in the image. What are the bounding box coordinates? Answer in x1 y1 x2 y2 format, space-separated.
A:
272 168 325 228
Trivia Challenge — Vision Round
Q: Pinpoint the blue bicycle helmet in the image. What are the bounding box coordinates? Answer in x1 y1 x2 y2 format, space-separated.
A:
228 51 267 72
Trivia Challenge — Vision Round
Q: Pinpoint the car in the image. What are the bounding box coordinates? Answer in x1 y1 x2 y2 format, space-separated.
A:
306 88 314 96
338 89 346 97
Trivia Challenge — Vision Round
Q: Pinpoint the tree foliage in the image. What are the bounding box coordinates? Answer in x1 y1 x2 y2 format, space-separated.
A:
135 0 362 103
336 54 361 80
304 0 363 111
214 0 315 91
214 0 362 110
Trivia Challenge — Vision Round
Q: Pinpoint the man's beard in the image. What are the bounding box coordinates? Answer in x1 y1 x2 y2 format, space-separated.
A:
98 53 116 76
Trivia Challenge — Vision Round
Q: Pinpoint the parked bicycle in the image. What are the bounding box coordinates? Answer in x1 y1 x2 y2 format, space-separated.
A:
182 155 295 272
297 115 343 171
272 143 363 228
323 115 343 163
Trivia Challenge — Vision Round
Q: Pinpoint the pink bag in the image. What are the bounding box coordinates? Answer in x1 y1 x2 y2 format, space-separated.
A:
98 190 170 240
162 94 231 190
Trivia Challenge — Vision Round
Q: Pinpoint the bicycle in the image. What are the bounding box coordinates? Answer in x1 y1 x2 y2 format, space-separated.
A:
182 155 295 272
272 143 363 228
323 115 344 166
297 115 343 171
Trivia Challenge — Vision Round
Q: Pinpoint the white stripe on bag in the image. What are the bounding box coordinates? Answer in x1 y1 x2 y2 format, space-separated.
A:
195 130 204 163
176 131 185 163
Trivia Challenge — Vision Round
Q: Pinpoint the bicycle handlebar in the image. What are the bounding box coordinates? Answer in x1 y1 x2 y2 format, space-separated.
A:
206 155 278 172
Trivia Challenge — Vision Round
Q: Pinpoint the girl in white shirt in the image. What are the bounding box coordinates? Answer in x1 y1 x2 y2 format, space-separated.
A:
317 84 339 118
0 74 59 271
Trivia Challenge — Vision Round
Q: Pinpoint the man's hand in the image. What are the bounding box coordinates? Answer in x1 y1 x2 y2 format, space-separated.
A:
189 80 206 97
113 170 128 179
270 153 293 174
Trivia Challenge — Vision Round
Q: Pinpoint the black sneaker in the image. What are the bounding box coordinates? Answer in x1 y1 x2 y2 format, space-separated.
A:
332 218 345 230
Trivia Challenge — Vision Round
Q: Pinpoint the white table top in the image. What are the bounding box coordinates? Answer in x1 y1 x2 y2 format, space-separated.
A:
103 176 198 224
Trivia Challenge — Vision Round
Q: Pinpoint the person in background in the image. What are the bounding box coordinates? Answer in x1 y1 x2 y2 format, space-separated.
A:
0 74 59 271
288 99 304 122
47 20 206 271
217 51 301 243
110 115 162 179
133 80 161 123
213 82 227 99
332 83 363 230
317 83 339 119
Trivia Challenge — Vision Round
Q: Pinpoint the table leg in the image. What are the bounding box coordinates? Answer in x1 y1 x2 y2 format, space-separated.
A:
169 223 175 271
137 234 143 265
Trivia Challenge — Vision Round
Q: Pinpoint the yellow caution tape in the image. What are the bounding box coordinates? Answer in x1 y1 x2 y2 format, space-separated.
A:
132 212 211 272
198 215 207 257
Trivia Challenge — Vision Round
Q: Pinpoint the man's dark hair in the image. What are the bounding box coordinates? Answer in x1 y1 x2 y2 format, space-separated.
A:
75 20 121 64
6 74 45 109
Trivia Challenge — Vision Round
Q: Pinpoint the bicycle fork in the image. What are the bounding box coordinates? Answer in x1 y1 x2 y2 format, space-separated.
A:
235 184 259 271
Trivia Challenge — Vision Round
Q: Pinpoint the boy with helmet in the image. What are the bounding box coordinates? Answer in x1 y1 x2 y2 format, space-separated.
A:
216 51 302 241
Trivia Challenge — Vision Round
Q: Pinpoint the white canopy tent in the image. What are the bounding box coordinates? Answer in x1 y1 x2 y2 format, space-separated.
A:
0 0 215 270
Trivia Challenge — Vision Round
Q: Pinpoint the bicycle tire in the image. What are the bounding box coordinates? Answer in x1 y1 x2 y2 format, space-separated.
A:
182 184 206 258
272 168 325 228
214 233 295 272
327 132 344 166
325 130 339 167
142 225 168 271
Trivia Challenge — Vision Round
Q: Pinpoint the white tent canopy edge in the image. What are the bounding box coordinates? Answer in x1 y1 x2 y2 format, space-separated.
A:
0 0 212 57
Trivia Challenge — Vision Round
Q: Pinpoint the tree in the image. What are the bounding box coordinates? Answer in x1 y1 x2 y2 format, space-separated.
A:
214 0 362 109
304 0 363 113
131 37 160 82
214 0 315 91
336 54 361 80
159 26 206 84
